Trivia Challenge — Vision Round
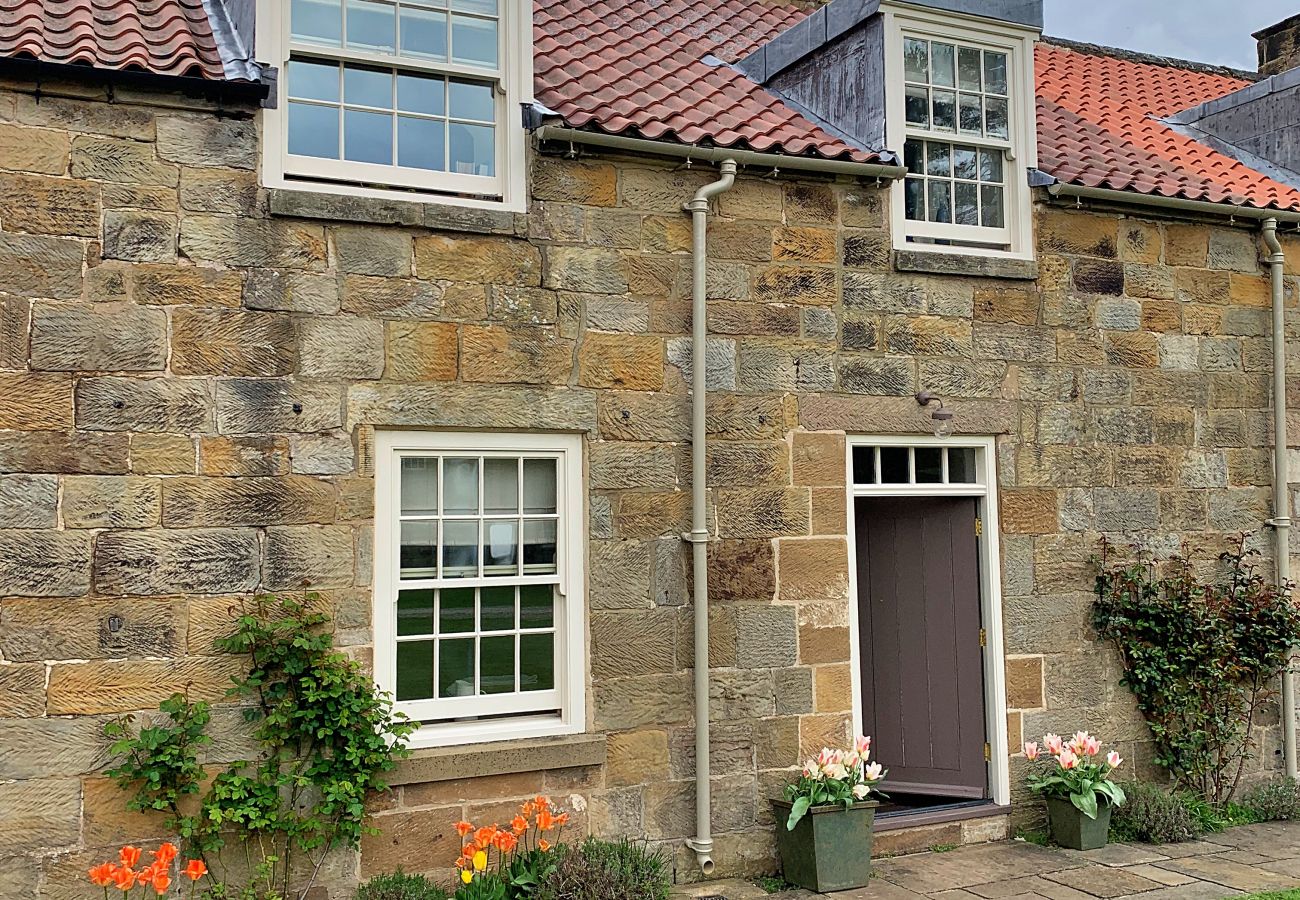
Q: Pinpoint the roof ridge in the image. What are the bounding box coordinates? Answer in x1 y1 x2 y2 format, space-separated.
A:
1040 35 1259 83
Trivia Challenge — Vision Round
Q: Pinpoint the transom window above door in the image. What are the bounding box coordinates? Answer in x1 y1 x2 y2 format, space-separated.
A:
852 444 979 487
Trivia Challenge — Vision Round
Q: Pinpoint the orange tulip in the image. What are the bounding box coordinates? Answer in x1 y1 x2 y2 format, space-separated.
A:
537 808 555 831
534 795 550 810
156 842 178 865
474 826 496 849
462 842 478 861
511 814 528 835
455 820 473 838
120 846 142 869
137 862 160 887
151 871 171 895
112 867 137 892
554 812 570 827
538 839 551 852
183 859 207 881
521 801 535 818
88 862 117 887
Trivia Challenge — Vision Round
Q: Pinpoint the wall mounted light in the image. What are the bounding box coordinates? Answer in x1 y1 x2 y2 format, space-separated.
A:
915 391 955 439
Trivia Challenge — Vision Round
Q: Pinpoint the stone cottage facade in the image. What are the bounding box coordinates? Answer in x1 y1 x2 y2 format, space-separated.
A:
5 0 1300 897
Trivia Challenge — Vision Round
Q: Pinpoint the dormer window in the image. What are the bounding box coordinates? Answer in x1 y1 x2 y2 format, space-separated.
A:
257 0 531 210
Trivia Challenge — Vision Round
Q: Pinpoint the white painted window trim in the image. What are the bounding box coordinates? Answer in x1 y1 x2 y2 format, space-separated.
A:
256 0 532 212
844 434 1011 808
373 430 586 749
881 4 1039 261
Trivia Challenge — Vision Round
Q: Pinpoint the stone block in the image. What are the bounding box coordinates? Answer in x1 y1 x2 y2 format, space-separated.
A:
754 266 838 306
63 475 161 528
589 441 677 490
0 171 100 237
772 226 835 263
586 295 650 333
776 537 848 604
709 220 774 262
0 474 57 528
814 662 853 712
415 233 541 284
615 491 690 539
0 294 27 368
974 287 1039 325
172 308 296 377
179 215 326 268
132 264 242 307
709 539 775 604
156 115 256 168
1165 223 1209 266
0 372 73 429
1095 298 1141 330
1208 487 1270 531
104 182 177 211
101 209 177 262
1018 447 1112 487
838 355 914 395
71 134 177 185
1119 219 1162 264
1114 446 1177 486
595 672 693 730
0 528 92 597
290 431 355 476
707 440 788 487
973 323 1056 363
1124 263 1176 300
590 539 653 610
0 122 71 175
543 246 629 294
803 306 838 342
75 376 212 432
1103 331 1159 368
264 524 355 589
1230 272 1272 307
596 391 689 441
1208 227 1260 273
783 182 837 224
1073 258 1124 295
0 431 128 475
93 527 259 595
737 342 835 391
0 662 44 716
1174 267 1230 304
1140 299 1181 332
606 729 671 787
883 315 972 355
333 225 413 276
918 358 1007 399
0 780 80 851
578 332 663 390
46 655 245 714
489 285 559 325
31 301 167 372
1039 208 1118 257
298 316 385 380
665 336 737 391
462 324 574 385
179 165 262 215
842 229 890 268
792 431 845 487
215 378 343 433
1000 489 1058 534
0 595 182 663
348 382 596 431
162 475 335 527
384 321 458 381
716 487 809 539
591 609 677 678
533 157 617 205
0 232 85 299
246 268 340 314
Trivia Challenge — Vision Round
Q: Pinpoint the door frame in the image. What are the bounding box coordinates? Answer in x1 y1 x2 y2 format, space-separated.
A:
844 434 1011 807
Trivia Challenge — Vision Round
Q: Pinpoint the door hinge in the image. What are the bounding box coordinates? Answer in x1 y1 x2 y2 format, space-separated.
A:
975 516 983 537
984 742 992 762
979 627 987 648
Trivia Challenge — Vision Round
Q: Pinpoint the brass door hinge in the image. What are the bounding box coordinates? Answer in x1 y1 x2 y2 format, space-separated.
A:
979 628 987 648
975 517 983 537
984 742 992 762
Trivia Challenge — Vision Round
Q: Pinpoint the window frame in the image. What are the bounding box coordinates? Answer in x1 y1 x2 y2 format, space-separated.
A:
373 430 586 749
256 0 532 212
882 5 1038 260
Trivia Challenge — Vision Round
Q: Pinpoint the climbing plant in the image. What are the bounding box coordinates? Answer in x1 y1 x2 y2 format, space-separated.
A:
1092 537 1300 804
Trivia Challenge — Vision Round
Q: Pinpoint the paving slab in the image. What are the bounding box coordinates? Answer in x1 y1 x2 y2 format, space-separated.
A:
1204 821 1300 858
1113 885 1242 899
1038 865 1166 898
1131 839 1232 858
1054 843 1169 867
1255 856 1300 878
1114 863 1198 886
964 875 1095 900
874 843 1084 894
1153 853 1298 892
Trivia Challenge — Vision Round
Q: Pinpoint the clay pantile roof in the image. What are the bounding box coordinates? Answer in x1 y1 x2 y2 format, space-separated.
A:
0 0 227 80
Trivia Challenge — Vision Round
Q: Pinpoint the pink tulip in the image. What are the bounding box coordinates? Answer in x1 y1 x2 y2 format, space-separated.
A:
854 735 872 756
1023 741 1039 760
1058 748 1079 770
863 761 884 782
1043 733 1063 755
1083 736 1101 756
1107 751 1123 769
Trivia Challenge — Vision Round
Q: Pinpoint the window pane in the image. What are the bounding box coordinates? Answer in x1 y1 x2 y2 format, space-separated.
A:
927 180 952 223
926 142 950 177
523 459 557 514
344 108 393 164
984 51 1008 95
955 181 979 226
953 144 977 180
903 37 928 82
449 79 494 120
915 447 943 483
292 0 342 45
344 65 392 108
346 0 396 52
520 633 554 692
523 519 558 574
453 0 498 12
852 446 877 484
397 72 445 115
904 140 923 175
958 46 982 91
904 178 924 221
905 85 929 127
948 447 977 483
519 584 553 629
451 14 498 67
438 638 475 696
980 148 1003 183
400 6 448 60
397 589 435 636
931 42 955 87
981 185 1005 228
396 640 434 700
288 102 339 159
398 117 446 170
448 123 493 176
932 90 955 131
441 520 478 577
480 585 515 631
958 93 982 135
483 519 518 574
481 635 515 694
985 97 1009 140
484 457 518 514
289 59 339 102
401 457 438 515
399 520 436 578
439 586 475 633
443 457 478 514
880 447 909 483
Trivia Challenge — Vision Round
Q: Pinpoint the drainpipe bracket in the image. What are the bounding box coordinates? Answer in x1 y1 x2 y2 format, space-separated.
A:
1268 517 1293 529
682 529 711 544
683 198 711 213
685 836 714 854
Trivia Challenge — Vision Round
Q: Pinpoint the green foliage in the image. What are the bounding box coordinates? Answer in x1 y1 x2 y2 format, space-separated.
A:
498 847 559 899
354 871 450 900
533 839 670 900
1014 828 1049 846
456 872 509 900
755 875 795 894
1240 892 1300 900
1092 538 1300 803
105 596 415 900
1241 778 1300 821
1109 781 1203 844
1024 734 1126 820
929 843 958 853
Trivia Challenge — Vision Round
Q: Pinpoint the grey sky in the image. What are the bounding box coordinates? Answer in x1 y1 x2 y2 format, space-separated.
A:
1042 1 1299 70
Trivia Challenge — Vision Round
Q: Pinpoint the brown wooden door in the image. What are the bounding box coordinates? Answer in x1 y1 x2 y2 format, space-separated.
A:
855 496 988 799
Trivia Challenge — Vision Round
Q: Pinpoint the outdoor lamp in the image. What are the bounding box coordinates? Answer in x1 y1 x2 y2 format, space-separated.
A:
915 391 954 439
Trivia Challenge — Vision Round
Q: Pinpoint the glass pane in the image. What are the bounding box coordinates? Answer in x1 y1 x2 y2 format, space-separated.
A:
292 0 342 45
344 65 392 108
451 14 498 67
932 90 955 131
484 457 519 514
398 72 445 115
401 457 438 515
400 6 448 60
852 446 877 484
523 519 558 574
520 633 554 692
948 447 977 483
904 178 924 221
981 185 1005 228
980 148 1003 183
439 586 475 633
288 59 339 102
346 0 396 52
903 37 929 82
344 109 393 164
397 589 435 636
927 180 952 224
396 640 434 700
958 46 982 91
931 42 955 87
483 519 518 574
926 142 950 177
438 638 474 696
399 117 445 170
523 459 557 514
449 79 494 120
519 584 554 629
399 520 436 578
288 102 339 159
880 447 909 483
904 140 923 175
984 51 1008 95
986 97 1009 140
480 585 515 631
915 447 943 483
449 123 494 175
904 85 929 127
481 635 515 694
958 93 982 135
441 520 478 577
955 181 979 226
444 457 479 514
452 0 497 11
953 144 977 180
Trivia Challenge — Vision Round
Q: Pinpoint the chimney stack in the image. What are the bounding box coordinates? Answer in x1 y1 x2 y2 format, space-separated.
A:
1255 13 1300 76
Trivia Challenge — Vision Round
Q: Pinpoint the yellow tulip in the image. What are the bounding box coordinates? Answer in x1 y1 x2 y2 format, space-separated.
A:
461 869 473 884
473 850 487 872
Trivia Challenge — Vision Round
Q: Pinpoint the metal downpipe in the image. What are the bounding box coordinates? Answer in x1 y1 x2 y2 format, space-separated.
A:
684 159 737 876
1264 217 1297 780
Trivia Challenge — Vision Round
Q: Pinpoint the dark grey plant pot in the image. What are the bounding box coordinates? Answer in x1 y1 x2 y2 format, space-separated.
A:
1046 796 1112 850
772 799 878 893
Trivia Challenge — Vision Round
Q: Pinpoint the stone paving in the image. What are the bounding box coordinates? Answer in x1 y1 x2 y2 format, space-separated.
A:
672 821 1300 900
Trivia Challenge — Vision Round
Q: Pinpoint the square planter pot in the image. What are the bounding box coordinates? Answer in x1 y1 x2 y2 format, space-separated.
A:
1046 796 1112 850
772 799 879 893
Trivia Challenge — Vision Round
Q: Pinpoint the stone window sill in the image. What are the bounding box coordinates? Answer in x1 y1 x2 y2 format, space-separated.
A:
389 732 607 786
267 187 524 237
894 248 1039 280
